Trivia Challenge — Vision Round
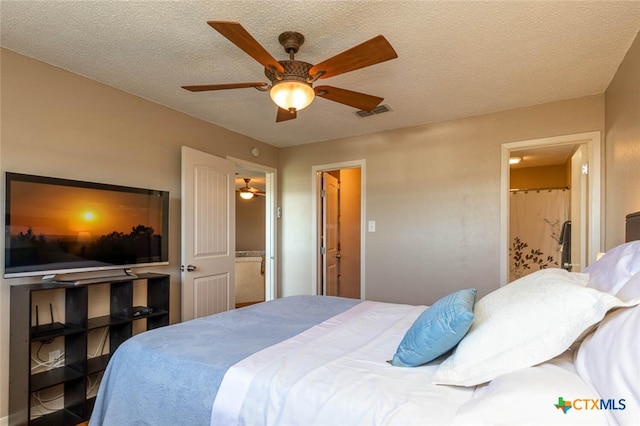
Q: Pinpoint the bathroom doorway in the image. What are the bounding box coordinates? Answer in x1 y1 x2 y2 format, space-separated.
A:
508 144 575 281
500 132 601 286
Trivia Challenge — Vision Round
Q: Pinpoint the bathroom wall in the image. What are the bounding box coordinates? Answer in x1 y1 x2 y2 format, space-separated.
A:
236 192 265 251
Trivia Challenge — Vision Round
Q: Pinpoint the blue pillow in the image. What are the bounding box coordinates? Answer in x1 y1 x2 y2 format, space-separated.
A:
391 288 477 367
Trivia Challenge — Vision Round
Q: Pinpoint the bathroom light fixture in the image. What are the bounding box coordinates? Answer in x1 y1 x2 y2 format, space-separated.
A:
509 156 522 165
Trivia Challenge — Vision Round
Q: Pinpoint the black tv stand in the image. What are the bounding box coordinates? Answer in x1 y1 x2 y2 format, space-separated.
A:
10 272 170 426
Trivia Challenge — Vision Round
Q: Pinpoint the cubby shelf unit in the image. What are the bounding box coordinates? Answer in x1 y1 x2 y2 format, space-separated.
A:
9 273 170 426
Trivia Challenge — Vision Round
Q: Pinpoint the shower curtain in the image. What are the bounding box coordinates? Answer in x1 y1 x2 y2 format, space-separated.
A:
509 189 569 282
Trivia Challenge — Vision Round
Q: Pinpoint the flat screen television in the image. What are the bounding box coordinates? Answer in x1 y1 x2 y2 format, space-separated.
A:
4 172 169 280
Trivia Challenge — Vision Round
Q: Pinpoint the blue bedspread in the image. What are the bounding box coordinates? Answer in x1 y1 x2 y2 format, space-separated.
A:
90 295 360 426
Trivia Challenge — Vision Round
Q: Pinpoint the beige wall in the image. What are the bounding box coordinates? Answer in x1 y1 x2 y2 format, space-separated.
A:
604 30 640 246
0 48 277 419
279 95 605 305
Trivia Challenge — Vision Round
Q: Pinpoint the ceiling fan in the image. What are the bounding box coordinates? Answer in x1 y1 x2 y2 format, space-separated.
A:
182 21 398 122
238 178 264 199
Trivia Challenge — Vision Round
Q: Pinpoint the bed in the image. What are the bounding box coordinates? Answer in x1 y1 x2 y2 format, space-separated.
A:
90 213 640 426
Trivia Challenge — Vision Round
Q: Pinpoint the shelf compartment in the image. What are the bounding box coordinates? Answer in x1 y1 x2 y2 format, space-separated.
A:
86 354 111 375
87 315 130 330
30 323 85 342
30 406 84 426
30 366 84 392
132 309 168 321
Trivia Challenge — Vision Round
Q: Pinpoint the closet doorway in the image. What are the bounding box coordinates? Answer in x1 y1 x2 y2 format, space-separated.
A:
500 132 601 286
312 161 365 299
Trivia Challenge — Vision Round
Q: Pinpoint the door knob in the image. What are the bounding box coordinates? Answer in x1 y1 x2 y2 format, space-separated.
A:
181 264 197 272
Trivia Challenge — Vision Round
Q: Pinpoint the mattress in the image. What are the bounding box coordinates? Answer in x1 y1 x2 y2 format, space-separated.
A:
90 295 359 425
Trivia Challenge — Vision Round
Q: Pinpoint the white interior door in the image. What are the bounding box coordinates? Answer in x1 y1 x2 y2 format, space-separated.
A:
322 172 340 296
181 146 235 321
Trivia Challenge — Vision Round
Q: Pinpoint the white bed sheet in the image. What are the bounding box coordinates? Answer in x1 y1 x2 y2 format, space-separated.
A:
212 300 473 425
211 300 608 426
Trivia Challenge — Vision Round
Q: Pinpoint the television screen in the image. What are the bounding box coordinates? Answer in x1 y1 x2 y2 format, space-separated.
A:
4 172 169 278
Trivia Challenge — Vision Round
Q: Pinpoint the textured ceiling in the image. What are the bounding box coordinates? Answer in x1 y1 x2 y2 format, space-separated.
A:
1 1 639 148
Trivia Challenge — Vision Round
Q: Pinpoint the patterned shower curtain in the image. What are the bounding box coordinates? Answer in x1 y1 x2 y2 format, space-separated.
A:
509 189 570 282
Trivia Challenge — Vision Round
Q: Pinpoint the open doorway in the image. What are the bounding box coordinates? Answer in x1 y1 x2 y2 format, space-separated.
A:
500 132 601 286
508 145 575 281
312 161 365 299
230 157 277 307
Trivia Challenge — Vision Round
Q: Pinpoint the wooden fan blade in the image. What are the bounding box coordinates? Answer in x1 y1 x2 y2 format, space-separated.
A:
207 21 285 74
181 82 268 92
276 107 297 122
309 35 397 79
314 86 383 111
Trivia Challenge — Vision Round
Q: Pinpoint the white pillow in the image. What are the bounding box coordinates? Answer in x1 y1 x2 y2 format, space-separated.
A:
615 270 640 302
584 240 640 300
575 304 640 426
452 352 608 425
431 269 637 387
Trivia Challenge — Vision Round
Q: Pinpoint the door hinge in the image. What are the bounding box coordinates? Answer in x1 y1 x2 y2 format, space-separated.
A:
321 190 326 197
320 247 326 255
582 163 589 175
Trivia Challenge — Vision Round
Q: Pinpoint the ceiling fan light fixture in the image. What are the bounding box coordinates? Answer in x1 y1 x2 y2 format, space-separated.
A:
239 177 256 199
239 188 255 199
270 80 315 112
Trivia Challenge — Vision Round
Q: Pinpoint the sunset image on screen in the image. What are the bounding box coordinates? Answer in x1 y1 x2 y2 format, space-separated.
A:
7 179 166 271
10 181 163 236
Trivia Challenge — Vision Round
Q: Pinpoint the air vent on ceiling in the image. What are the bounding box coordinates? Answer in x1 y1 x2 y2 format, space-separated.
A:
355 104 392 118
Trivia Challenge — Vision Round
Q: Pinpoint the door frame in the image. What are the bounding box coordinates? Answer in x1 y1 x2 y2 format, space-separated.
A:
311 160 366 298
500 131 602 286
228 156 277 301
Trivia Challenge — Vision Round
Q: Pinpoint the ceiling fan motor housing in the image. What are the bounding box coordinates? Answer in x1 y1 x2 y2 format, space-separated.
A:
264 60 313 84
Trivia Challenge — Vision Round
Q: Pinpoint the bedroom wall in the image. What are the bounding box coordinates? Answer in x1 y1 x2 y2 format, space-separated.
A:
278 95 605 305
0 48 277 421
604 30 640 247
